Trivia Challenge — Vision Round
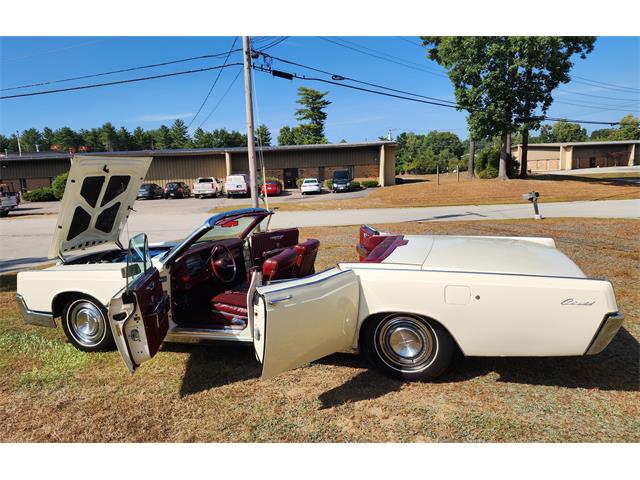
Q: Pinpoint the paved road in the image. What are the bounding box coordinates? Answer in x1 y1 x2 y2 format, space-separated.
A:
1 198 638 273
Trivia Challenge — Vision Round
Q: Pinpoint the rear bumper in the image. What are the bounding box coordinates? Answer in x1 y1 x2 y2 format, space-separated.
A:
585 312 624 355
16 294 55 328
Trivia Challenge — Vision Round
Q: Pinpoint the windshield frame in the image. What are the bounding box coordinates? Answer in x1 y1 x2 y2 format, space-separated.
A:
160 208 272 266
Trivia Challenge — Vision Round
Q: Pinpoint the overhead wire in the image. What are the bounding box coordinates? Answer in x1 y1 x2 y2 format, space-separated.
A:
1 50 242 92
187 37 239 129
197 67 243 129
0 63 243 100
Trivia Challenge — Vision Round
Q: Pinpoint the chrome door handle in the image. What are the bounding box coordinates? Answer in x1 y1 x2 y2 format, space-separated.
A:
145 282 156 291
268 295 292 305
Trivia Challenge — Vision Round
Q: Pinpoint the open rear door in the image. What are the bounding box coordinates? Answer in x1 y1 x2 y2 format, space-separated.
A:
108 234 169 373
253 268 360 379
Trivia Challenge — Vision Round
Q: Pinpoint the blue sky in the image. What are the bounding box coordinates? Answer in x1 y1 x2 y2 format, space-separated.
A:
1 36 638 141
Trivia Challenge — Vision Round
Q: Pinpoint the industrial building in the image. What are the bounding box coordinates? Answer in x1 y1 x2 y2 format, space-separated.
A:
0 141 396 191
511 140 639 173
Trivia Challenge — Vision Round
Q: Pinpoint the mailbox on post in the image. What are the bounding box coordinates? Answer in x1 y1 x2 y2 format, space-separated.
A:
522 191 542 219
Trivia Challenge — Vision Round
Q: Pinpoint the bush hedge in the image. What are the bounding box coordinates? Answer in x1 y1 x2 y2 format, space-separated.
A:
324 179 333 189
51 172 68 200
23 187 57 202
350 181 361 189
361 180 379 188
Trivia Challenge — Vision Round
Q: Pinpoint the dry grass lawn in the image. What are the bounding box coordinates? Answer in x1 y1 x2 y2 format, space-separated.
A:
0 218 638 442
264 174 639 212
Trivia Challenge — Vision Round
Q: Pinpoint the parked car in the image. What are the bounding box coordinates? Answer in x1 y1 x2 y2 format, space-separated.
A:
261 180 283 196
15 155 625 382
300 178 322 195
164 181 190 199
0 183 19 217
193 177 222 198
331 170 352 193
225 174 250 198
136 183 164 200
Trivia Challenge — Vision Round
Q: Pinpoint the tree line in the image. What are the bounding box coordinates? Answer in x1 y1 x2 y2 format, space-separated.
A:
1 86 331 155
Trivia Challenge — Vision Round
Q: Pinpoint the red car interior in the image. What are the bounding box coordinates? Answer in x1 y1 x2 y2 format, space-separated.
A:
249 227 299 268
357 224 408 263
170 222 320 330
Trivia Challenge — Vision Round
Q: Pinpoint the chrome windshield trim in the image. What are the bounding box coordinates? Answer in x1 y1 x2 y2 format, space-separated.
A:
161 207 271 266
16 294 55 328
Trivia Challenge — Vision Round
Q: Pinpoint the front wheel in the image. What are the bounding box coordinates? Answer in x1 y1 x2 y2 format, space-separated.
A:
61 296 115 352
361 313 454 381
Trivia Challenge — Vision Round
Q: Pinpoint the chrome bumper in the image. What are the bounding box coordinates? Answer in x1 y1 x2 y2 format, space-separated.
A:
16 294 55 328
585 312 624 355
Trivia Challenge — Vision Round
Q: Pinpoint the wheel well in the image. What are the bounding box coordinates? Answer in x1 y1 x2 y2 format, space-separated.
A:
51 292 103 319
357 311 465 356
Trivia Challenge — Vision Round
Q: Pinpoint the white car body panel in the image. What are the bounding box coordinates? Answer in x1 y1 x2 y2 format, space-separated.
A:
340 263 616 356
193 177 220 196
300 178 322 194
254 268 359 379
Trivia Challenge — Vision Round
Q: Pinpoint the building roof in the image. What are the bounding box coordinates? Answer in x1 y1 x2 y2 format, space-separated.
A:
0 141 395 162
512 140 640 148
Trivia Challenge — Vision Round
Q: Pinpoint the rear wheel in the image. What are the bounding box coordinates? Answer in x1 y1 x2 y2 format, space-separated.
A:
0 210 9 217
195 194 200 199
362 313 454 381
61 296 115 352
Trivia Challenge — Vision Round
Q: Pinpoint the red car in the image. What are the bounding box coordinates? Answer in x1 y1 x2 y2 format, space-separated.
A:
260 180 283 196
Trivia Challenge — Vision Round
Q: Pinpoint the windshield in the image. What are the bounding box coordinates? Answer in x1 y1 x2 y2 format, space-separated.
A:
194 214 268 244
166 183 179 188
304 179 318 184
333 171 349 181
197 178 213 183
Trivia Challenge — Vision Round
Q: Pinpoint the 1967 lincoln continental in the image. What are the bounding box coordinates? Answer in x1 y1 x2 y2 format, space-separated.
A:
16 155 624 381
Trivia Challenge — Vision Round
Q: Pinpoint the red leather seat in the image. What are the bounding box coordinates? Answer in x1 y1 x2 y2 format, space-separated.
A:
262 248 297 281
293 239 320 277
210 283 249 325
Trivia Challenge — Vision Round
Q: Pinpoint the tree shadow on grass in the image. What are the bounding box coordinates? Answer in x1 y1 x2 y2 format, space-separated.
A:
162 342 260 398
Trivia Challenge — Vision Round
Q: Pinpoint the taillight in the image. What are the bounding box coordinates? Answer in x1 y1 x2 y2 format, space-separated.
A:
178 188 183 193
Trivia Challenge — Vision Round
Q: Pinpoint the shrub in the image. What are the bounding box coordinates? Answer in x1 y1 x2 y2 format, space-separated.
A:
51 172 68 200
350 181 361 189
324 179 333 189
296 178 305 188
23 187 57 202
361 180 379 188
477 165 499 179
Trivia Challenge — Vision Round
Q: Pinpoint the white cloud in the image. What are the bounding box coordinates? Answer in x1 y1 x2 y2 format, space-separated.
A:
134 112 195 122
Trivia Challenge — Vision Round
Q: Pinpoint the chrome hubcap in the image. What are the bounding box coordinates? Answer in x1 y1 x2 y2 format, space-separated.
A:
377 315 434 371
68 301 105 347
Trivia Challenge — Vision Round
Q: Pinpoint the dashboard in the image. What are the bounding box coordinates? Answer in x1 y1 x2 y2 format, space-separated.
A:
171 238 246 291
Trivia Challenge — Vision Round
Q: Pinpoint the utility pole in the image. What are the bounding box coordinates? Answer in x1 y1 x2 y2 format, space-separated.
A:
242 36 259 209
15 130 22 157
468 140 476 179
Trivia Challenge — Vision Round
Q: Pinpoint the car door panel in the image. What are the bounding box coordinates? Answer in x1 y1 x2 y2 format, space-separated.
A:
109 267 169 373
253 269 360 379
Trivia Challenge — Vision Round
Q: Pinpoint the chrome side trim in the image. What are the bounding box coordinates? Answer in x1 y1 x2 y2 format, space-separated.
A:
16 294 56 328
165 326 252 344
585 312 624 355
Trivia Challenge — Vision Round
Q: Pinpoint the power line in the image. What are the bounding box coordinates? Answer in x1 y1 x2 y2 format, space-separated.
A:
570 75 640 93
253 63 621 125
316 36 448 79
187 37 239 129
0 63 243 100
258 37 289 50
197 67 243 129
553 99 639 112
256 52 458 105
1 50 242 92
555 89 640 103
396 36 423 47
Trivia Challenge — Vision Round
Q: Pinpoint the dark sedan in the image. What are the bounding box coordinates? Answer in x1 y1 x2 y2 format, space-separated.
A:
164 182 191 199
137 183 164 200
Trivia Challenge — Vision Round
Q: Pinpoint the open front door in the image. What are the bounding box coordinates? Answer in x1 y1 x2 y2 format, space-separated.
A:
253 268 360 379
108 234 169 373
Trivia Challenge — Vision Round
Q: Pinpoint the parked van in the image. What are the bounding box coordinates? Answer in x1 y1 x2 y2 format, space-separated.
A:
193 177 222 198
225 174 250 198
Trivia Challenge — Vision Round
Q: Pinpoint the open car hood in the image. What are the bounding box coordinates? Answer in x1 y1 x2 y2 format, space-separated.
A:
48 155 152 259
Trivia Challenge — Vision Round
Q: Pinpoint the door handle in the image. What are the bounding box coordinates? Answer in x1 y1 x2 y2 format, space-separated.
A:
145 281 156 291
268 295 292 305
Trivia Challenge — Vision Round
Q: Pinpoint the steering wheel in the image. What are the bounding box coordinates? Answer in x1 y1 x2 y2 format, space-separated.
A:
209 244 237 284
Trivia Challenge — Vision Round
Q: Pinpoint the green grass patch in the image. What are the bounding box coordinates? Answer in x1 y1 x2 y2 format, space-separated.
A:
0 331 90 387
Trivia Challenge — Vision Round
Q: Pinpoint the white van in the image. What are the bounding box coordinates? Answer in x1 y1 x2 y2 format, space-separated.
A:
225 174 250 198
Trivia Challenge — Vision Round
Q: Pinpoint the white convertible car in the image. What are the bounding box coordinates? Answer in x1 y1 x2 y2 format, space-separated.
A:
16 155 624 381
